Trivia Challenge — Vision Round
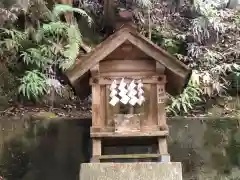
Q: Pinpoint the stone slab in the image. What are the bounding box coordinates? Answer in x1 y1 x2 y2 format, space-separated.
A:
80 162 182 180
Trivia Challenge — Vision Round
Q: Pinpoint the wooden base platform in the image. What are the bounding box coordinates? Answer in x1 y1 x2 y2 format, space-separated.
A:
91 126 169 163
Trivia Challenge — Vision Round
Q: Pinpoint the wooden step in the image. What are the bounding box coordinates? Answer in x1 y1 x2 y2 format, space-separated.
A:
91 153 170 162
99 154 162 159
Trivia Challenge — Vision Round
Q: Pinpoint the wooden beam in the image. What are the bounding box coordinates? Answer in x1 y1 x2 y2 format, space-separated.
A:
90 76 166 85
91 125 166 133
99 59 156 73
95 153 164 160
98 71 158 78
91 130 168 138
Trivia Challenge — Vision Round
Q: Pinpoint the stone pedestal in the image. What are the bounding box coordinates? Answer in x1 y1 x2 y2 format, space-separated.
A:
80 162 182 180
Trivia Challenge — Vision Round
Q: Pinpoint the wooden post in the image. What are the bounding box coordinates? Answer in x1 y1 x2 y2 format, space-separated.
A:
158 137 170 162
100 85 106 127
91 84 102 162
156 82 169 161
91 64 105 162
157 84 167 130
144 84 158 131
92 84 101 127
158 138 168 154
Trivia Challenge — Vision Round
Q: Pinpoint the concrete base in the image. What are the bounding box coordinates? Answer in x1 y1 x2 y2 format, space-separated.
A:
80 162 182 180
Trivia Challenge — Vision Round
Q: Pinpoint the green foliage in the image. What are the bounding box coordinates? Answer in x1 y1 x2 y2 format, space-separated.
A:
166 72 202 115
135 0 240 115
0 2 92 101
151 30 200 114
18 70 47 100
52 4 93 25
135 0 152 8
151 30 181 55
21 46 53 68
0 29 28 54
161 38 181 55
203 118 240 177
60 24 83 70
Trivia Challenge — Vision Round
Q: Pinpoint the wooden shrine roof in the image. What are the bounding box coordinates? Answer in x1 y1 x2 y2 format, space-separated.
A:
65 23 192 97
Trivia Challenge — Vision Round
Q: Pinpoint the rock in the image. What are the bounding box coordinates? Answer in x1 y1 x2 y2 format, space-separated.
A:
80 162 183 180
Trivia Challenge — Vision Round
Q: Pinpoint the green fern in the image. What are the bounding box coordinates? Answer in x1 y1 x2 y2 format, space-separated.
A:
0 28 28 52
59 24 82 70
0 3 92 100
20 46 53 68
41 22 68 36
52 4 93 25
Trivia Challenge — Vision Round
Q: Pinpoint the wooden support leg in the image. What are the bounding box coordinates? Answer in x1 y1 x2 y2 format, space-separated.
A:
91 138 102 163
158 137 170 162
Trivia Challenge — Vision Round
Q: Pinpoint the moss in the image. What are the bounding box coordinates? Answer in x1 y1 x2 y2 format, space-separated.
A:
203 118 240 174
0 138 33 180
0 113 60 180
32 112 57 119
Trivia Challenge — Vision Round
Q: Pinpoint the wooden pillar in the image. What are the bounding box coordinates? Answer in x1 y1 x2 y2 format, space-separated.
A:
91 84 106 160
156 63 167 130
156 83 169 160
91 65 106 161
158 137 170 162
92 84 101 127
144 84 158 131
100 85 106 127
91 84 102 161
157 84 167 130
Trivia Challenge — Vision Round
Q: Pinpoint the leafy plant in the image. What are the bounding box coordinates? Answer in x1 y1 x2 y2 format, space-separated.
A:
18 70 47 100
52 4 93 25
0 1 92 100
133 0 240 115
166 71 202 115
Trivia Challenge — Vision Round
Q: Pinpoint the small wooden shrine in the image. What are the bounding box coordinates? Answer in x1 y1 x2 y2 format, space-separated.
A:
66 23 191 163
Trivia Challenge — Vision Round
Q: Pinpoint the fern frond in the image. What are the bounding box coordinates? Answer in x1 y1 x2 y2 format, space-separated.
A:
52 4 93 26
21 46 53 68
0 28 28 52
41 22 68 36
0 28 28 41
71 7 93 26
60 24 82 70
67 24 83 45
